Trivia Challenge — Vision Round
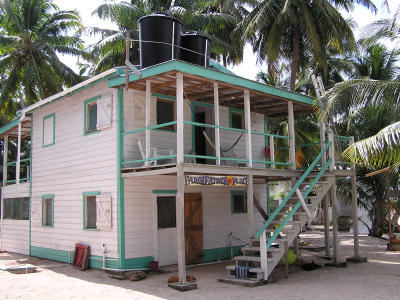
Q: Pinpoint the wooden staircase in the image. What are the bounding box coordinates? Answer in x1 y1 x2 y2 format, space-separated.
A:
219 142 334 286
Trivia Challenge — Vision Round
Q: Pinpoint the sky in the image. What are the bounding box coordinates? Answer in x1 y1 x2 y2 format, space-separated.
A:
53 0 398 80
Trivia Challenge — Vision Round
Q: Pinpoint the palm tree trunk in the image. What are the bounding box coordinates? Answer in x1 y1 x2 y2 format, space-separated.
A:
223 54 227 67
290 25 299 92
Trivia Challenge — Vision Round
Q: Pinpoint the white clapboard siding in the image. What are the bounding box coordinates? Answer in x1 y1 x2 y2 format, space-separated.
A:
97 94 113 130
30 80 119 258
124 175 267 259
1 182 30 255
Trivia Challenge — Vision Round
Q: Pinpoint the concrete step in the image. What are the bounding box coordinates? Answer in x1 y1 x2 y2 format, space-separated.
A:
218 277 266 287
241 246 281 253
234 256 274 263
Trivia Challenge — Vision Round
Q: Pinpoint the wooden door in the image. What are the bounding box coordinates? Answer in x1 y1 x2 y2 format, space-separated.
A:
184 193 203 264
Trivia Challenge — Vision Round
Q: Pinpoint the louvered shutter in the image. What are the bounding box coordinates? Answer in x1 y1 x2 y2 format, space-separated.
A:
96 194 112 230
96 95 113 130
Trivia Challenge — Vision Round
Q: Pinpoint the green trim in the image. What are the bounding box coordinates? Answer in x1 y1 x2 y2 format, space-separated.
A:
152 92 176 101
82 191 100 230
108 60 314 106
202 245 244 263
31 246 71 263
29 114 33 255
83 95 101 136
209 59 236 75
334 134 352 141
117 86 125 269
122 121 177 135
191 100 214 109
42 113 55 148
231 190 247 214
0 113 22 135
122 154 177 165
229 107 244 129
124 256 154 269
152 190 177 194
41 194 54 228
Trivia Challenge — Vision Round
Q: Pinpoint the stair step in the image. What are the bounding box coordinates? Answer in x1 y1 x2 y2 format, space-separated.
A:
234 256 274 263
241 246 281 252
226 265 264 273
218 277 265 287
300 181 330 186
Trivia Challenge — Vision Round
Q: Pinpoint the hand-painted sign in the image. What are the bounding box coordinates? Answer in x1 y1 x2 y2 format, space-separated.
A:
184 175 248 186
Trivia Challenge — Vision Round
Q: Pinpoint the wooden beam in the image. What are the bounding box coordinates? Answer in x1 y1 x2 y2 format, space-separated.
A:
214 83 221 165
176 164 186 284
244 90 252 168
3 135 8 185
16 121 21 185
145 80 151 167
288 101 295 170
176 73 184 164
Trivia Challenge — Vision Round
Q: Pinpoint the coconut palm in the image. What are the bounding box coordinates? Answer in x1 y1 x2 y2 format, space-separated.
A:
85 0 241 74
242 0 376 91
0 0 85 114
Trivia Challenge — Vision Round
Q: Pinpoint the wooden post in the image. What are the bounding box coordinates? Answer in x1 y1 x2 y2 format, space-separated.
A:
288 101 295 170
259 230 268 280
176 164 186 284
324 192 330 257
269 136 275 169
2 135 8 185
16 122 21 185
244 90 252 167
349 136 360 258
176 73 184 164
331 182 339 263
247 175 254 239
145 80 151 166
214 83 220 165
125 31 130 90
328 130 335 171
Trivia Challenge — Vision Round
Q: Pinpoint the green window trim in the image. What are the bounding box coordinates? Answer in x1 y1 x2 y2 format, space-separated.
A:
229 107 244 130
82 191 100 230
42 194 54 228
152 189 177 194
42 113 55 148
231 190 247 214
83 95 101 136
156 98 176 132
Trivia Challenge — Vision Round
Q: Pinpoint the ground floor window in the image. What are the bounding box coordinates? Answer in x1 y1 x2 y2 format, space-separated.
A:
83 191 100 229
3 197 29 220
157 196 176 228
231 191 247 214
42 194 54 227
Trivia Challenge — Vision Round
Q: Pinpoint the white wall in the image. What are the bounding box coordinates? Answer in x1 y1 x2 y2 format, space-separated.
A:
124 175 267 259
30 81 119 257
1 182 30 255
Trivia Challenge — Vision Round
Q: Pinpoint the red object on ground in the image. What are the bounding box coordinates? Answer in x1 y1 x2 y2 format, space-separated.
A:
150 261 159 273
73 243 90 271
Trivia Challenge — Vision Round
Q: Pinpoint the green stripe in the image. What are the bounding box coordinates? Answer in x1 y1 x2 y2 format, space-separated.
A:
202 245 244 263
117 87 125 268
31 246 71 263
122 121 177 135
29 114 33 255
152 190 177 194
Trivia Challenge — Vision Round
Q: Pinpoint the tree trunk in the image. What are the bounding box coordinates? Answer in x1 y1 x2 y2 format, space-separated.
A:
222 54 227 67
369 179 386 237
290 25 300 92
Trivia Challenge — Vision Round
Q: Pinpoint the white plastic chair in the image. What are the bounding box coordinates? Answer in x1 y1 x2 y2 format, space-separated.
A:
137 136 176 166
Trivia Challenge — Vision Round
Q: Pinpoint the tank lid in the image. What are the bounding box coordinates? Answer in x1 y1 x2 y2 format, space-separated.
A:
138 13 183 25
182 31 210 40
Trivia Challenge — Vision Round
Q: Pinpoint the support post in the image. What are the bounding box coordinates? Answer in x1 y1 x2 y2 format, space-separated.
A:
259 230 268 280
16 122 21 185
145 80 151 166
244 90 252 167
328 131 335 171
288 101 295 170
350 136 359 258
247 175 254 239
176 73 184 164
214 83 220 165
2 135 8 185
125 31 130 90
324 191 330 257
176 165 186 284
284 241 289 279
269 136 275 169
331 182 339 263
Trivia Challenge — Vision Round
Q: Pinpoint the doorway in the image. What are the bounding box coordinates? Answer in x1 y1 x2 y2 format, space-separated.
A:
157 196 177 266
192 103 214 164
184 193 203 264
195 112 206 163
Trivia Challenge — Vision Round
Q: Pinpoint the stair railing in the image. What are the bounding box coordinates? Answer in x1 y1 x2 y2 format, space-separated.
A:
255 141 332 280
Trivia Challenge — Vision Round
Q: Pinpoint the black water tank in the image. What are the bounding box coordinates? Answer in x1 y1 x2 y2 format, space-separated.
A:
181 32 211 67
138 13 183 69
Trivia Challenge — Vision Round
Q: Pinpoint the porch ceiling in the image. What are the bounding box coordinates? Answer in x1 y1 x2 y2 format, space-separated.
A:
110 60 315 117
0 117 31 140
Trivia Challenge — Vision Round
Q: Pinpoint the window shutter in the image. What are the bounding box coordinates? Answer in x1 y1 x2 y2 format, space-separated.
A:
96 194 112 230
96 95 113 130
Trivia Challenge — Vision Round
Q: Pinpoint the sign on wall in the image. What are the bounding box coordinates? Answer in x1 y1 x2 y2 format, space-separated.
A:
184 175 248 186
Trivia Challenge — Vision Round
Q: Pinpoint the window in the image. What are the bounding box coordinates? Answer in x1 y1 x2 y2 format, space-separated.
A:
156 98 175 131
230 109 244 129
43 113 55 147
42 194 54 227
231 191 247 214
83 191 100 229
82 191 112 230
157 196 176 228
84 95 113 135
3 197 29 220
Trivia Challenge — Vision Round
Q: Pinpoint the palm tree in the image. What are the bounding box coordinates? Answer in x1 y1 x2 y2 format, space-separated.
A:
86 0 241 74
242 0 376 91
0 0 85 114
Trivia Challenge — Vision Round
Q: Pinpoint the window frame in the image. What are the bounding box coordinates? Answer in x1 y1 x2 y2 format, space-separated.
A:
229 107 244 130
156 97 176 132
3 197 29 220
83 96 101 136
231 190 247 214
156 196 177 229
42 194 54 227
82 191 100 230
42 113 56 148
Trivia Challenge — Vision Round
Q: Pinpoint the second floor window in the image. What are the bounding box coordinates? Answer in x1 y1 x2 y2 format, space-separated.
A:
156 98 175 131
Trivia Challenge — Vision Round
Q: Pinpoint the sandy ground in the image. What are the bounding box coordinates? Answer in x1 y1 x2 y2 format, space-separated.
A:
1 230 399 300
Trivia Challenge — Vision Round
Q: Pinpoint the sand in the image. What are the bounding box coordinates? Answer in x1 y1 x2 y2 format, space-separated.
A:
1 230 399 300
